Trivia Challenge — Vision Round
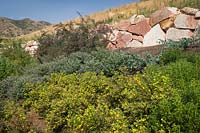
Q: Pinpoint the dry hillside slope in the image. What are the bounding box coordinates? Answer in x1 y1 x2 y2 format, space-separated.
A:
17 0 199 40
0 17 51 38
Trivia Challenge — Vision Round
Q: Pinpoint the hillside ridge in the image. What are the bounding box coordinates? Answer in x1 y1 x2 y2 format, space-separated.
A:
0 17 51 38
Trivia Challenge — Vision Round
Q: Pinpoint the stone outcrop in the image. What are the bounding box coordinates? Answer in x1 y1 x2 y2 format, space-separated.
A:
143 24 165 46
149 7 176 27
104 6 199 50
181 7 199 15
174 14 198 29
22 6 200 54
166 28 194 41
127 19 151 36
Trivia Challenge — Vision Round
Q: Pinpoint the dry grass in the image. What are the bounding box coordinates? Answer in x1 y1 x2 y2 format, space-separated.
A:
16 0 200 40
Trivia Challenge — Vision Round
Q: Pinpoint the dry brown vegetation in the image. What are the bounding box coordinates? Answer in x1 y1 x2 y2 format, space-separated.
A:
17 0 200 40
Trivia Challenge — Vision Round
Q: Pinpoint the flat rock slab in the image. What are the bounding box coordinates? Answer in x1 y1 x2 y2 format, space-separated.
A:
174 14 199 29
181 7 199 15
143 24 165 47
127 19 151 36
166 28 194 41
150 7 175 26
119 45 164 58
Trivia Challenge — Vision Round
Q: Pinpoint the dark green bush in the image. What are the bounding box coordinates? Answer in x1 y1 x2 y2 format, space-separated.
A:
27 49 148 77
146 60 200 132
161 48 200 65
0 49 149 101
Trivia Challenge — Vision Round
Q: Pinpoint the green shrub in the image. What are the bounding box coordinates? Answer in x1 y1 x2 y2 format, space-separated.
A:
146 61 200 132
161 48 200 65
0 41 37 81
26 49 147 77
5 70 171 132
2 56 200 132
0 49 149 102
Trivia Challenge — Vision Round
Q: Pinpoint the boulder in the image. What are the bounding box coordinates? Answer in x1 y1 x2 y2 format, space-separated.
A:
195 11 200 19
181 7 199 15
130 14 145 25
132 35 144 43
126 40 143 48
127 19 151 36
166 28 194 41
143 24 165 46
115 20 130 31
120 32 133 43
174 14 198 29
160 16 175 31
149 7 175 26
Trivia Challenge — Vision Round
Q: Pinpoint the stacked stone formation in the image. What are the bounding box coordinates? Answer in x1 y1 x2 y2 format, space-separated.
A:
103 7 199 49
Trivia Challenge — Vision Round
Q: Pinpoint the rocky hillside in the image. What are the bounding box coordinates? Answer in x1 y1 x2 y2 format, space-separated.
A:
0 17 51 38
17 0 199 40
105 7 200 49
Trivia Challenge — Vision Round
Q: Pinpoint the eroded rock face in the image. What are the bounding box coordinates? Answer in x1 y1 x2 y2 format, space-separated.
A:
181 7 199 15
130 15 145 25
149 7 175 26
127 19 151 36
143 24 165 47
166 28 194 41
174 14 198 29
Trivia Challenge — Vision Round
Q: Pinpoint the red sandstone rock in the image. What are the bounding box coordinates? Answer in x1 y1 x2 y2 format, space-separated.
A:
149 7 175 26
181 7 199 15
174 14 198 29
166 28 194 41
127 19 151 36
143 24 165 47
115 20 130 31
132 35 144 43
